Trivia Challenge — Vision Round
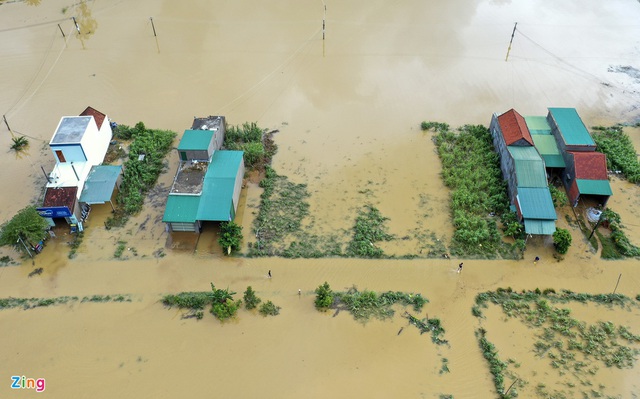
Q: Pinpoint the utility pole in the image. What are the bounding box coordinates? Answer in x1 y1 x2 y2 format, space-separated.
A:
150 17 157 37
322 5 326 40
58 23 66 38
612 273 622 294
72 16 80 34
505 22 518 62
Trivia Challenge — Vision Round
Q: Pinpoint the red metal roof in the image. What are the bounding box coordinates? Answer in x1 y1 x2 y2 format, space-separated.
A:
497 109 534 146
79 106 106 129
42 186 78 209
571 151 608 180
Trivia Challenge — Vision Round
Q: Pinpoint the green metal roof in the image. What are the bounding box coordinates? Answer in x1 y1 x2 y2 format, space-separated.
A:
163 195 200 223
162 151 244 223
79 165 122 204
524 219 556 235
177 130 214 151
517 187 557 220
576 179 613 196
548 108 595 146
524 116 551 134
509 146 548 187
531 135 565 168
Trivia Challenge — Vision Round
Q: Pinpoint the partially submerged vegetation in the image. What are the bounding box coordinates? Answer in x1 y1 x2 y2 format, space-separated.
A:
10 135 29 152
314 282 428 318
473 288 640 399
345 205 394 258
423 122 515 258
592 125 640 183
224 122 278 171
597 208 640 258
0 294 132 310
106 122 176 228
218 221 243 255
161 284 280 321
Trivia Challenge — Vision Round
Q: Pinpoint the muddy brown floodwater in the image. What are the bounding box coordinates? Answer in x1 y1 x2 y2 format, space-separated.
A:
1 0 640 398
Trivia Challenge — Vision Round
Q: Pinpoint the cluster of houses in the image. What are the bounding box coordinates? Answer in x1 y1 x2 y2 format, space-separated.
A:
36 105 610 242
36 109 244 237
161 116 245 233
490 107 612 236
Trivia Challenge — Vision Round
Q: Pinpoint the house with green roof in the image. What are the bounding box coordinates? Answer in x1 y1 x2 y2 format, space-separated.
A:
163 126 244 233
490 109 557 235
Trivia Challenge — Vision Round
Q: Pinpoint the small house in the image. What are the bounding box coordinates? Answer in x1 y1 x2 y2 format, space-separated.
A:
38 106 115 228
564 151 612 207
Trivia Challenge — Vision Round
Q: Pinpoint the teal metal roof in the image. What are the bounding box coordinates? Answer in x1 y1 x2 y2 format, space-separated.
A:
162 151 244 223
517 187 557 220
197 151 243 221
177 130 214 151
576 179 613 196
524 219 556 235
524 116 551 135
509 146 548 187
79 165 122 203
531 135 565 168
163 195 200 223
548 108 595 146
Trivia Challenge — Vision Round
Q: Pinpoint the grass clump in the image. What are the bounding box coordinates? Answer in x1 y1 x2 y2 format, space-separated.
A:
68 231 84 259
259 300 281 316
114 240 127 259
476 328 514 398
430 123 513 258
161 292 214 310
10 136 29 152
345 205 394 258
591 125 640 183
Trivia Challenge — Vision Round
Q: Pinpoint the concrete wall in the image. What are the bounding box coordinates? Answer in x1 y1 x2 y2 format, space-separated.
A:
80 116 112 165
51 144 86 163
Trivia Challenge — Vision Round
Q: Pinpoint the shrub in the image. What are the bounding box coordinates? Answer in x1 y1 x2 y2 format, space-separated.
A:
259 300 281 316
243 286 261 310
0 205 49 256
549 185 568 207
218 221 243 255
10 136 29 152
315 282 334 311
553 228 572 254
211 300 241 321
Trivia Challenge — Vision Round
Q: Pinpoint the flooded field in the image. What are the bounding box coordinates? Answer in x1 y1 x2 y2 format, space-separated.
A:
1 0 640 398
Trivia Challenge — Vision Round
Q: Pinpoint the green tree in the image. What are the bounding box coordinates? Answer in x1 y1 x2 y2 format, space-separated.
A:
218 221 243 255
209 283 241 321
553 228 572 254
315 282 334 311
0 206 49 255
243 286 261 310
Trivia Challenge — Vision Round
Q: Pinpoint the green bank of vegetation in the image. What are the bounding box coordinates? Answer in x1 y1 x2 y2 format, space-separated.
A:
473 288 640 399
224 122 278 171
161 283 280 321
106 122 176 228
0 294 132 310
597 208 640 258
592 125 640 183
423 122 518 259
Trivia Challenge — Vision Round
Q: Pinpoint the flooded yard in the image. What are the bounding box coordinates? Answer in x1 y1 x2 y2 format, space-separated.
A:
1 0 639 398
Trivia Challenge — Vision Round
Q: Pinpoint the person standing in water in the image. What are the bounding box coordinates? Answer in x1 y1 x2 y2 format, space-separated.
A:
268 270 272 278
457 263 463 273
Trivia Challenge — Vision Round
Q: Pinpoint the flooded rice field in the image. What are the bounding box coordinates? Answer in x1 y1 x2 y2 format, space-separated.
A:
1 0 640 397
